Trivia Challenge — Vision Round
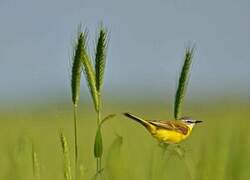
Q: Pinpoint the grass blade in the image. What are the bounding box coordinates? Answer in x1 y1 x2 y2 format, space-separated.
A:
100 114 116 126
105 135 128 180
174 47 194 120
94 127 103 158
95 26 108 92
94 114 116 159
94 127 103 180
80 30 99 111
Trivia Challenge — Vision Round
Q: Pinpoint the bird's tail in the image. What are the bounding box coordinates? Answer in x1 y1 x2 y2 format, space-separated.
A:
123 112 152 129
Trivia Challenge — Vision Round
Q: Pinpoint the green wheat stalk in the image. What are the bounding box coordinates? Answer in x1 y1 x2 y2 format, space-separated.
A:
71 30 85 179
78 25 111 180
174 47 194 120
60 132 72 180
94 26 109 180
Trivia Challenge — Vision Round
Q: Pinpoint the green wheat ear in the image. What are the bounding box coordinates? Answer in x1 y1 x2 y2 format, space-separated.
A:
174 47 194 120
71 31 84 107
80 30 99 111
95 25 108 93
60 132 72 180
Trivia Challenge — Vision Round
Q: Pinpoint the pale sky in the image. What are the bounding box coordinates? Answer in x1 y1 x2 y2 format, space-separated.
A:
0 0 249 103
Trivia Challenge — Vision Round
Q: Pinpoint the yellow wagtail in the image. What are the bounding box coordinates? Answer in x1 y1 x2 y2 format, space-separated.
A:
123 113 202 144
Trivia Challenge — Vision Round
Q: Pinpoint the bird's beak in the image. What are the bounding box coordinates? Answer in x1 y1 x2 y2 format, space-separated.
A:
195 120 203 124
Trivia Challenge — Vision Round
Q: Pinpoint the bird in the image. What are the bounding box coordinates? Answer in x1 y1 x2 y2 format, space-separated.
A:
123 112 202 144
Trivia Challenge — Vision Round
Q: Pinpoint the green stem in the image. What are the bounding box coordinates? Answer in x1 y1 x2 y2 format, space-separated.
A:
96 158 99 177
73 105 78 180
96 93 102 180
97 94 101 125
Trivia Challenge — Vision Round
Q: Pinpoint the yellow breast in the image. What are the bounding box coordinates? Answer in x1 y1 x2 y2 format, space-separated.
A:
151 128 191 144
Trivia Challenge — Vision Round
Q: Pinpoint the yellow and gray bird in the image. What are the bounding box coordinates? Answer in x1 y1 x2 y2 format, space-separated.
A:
123 112 202 144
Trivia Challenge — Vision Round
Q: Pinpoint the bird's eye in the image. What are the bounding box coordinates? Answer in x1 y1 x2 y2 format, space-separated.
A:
187 120 193 123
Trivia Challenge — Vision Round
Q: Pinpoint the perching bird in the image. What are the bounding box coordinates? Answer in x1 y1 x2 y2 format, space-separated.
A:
123 112 202 144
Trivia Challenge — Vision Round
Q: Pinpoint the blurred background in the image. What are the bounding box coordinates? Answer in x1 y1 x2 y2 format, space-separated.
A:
0 0 249 179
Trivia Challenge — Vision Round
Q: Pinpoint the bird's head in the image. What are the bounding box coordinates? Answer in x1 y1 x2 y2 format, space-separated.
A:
180 117 202 129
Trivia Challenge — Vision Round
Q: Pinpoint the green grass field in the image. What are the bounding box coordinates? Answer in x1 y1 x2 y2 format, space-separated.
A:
0 100 249 180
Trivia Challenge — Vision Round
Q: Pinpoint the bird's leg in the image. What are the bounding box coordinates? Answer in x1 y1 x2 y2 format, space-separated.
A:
174 144 185 158
158 142 170 157
158 142 169 150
